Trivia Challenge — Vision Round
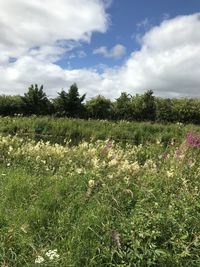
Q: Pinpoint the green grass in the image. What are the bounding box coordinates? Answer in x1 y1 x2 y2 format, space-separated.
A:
0 116 199 145
0 131 199 266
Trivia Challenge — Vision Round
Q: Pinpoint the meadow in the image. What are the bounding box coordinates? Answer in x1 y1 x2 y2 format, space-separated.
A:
0 117 199 266
0 116 199 145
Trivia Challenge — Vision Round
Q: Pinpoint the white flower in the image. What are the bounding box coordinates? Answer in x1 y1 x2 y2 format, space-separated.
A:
166 170 173 178
9 146 13 152
88 180 95 188
45 249 59 260
6 162 10 167
77 168 83 174
156 139 161 145
35 256 44 264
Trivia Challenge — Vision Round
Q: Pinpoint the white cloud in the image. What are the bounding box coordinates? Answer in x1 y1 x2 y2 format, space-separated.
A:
93 44 126 58
93 46 108 57
77 51 87 58
0 55 121 99
102 0 113 8
1 11 200 99
0 0 109 63
136 18 151 30
120 13 200 97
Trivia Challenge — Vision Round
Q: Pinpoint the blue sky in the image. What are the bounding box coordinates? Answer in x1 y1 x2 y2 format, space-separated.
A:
59 0 200 70
1 0 200 98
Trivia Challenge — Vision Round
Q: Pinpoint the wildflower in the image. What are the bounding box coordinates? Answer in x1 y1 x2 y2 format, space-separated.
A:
166 170 173 178
76 168 83 174
108 158 118 166
175 147 186 159
45 249 59 260
186 132 200 148
187 132 194 146
161 152 170 159
188 157 195 167
156 139 161 145
144 160 156 171
88 180 95 188
20 224 28 233
8 146 13 152
169 139 174 145
106 140 113 149
6 163 10 167
131 161 140 172
35 256 44 264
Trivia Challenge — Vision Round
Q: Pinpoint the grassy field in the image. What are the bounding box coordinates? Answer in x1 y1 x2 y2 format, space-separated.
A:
0 116 199 145
0 119 200 266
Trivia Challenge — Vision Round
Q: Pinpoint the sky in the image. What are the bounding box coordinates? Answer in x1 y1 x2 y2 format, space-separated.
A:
1 0 200 99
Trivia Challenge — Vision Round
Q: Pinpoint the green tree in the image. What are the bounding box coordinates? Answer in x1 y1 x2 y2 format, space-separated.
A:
132 90 156 121
113 92 133 120
21 84 51 115
53 83 86 117
0 95 24 116
172 98 200 124
86 95 113 119
156 98 173 122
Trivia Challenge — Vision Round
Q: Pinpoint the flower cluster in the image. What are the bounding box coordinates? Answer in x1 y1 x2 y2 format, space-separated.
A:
35 249 59 264
0 133 199 190
186 132 200 148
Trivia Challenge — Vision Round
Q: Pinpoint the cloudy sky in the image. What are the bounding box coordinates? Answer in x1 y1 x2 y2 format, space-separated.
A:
1 0 200 99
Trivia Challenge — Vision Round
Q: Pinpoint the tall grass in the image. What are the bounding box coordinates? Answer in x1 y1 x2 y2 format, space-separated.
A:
0 134 199 266
0 116 198 145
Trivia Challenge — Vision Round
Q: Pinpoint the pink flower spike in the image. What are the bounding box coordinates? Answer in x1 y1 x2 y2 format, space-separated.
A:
106 140 113 149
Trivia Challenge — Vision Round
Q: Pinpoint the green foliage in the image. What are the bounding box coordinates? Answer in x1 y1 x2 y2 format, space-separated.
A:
0 95 23 116
172 98 200 124
0 132 199 266
131 90 156 121
21 84 52 115
86 95 113 119
53 83 86 117
114 92 133 120
156 98 174 122
0 85 200 124
0 116 196 146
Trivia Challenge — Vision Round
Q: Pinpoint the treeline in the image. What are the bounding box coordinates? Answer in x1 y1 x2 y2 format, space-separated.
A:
1 83 200 124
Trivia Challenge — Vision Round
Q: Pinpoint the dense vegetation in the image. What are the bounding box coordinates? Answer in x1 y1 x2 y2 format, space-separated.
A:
0 128 200 266
0 93 199 266
0 116 199 146
1 83 200 124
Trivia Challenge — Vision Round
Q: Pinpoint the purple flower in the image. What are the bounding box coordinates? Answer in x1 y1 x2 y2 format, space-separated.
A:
186 132 200 148
106 140 113 149
187 132 194 146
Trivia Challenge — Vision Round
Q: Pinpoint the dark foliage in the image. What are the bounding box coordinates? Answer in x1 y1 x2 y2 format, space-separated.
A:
1 83 200 124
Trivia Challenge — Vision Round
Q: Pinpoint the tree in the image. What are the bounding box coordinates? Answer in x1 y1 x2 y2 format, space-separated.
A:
113 92 133 120
21 84 51 115
141 90 156 121
172 98 200 124
0 95 24 116
53 83 86 117
132 90 156 121
156 98 173 122
86 95 113 119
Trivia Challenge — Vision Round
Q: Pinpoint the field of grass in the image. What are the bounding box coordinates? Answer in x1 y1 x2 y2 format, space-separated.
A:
0 119 200 266
0 116 199 145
